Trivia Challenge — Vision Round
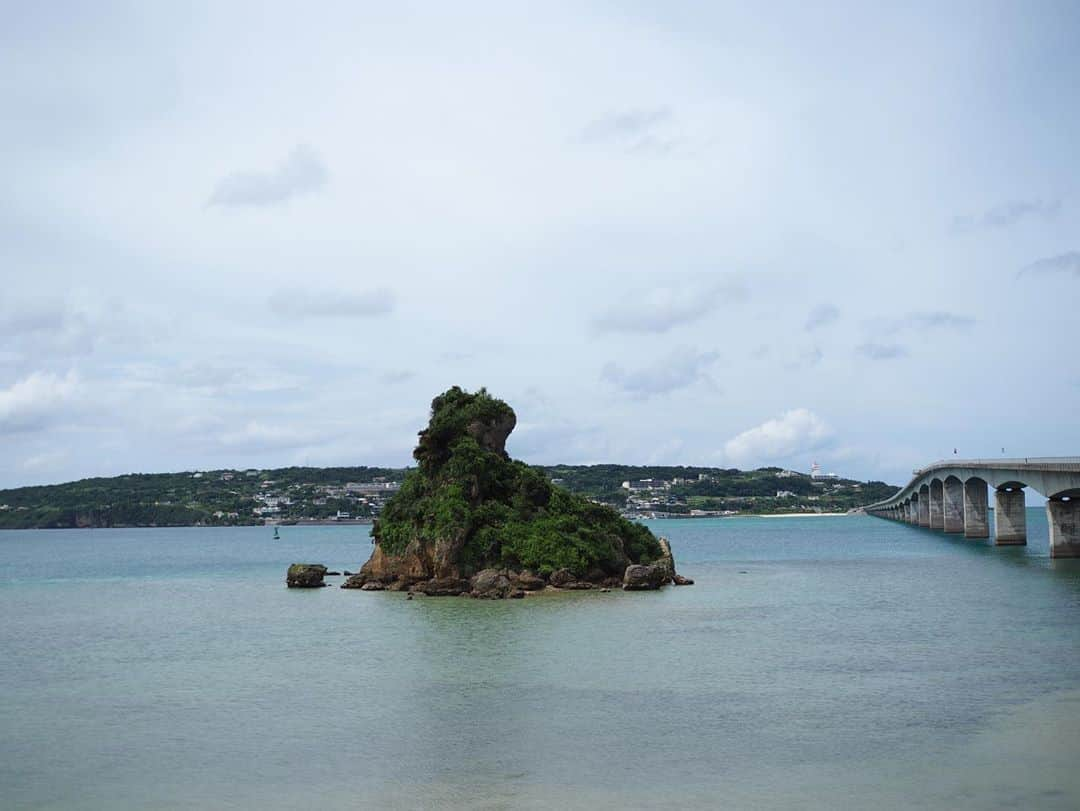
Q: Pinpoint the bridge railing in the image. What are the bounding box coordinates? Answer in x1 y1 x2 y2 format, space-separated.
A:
914 458 1080 475
866 456 1080 510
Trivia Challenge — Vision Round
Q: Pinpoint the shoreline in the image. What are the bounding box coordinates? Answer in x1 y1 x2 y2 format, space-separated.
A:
753 512 850 518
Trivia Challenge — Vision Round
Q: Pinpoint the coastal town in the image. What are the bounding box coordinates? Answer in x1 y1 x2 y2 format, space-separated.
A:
606 462 883 519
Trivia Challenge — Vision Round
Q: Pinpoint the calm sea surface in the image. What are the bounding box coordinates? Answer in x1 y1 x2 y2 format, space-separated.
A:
2 512 1079 809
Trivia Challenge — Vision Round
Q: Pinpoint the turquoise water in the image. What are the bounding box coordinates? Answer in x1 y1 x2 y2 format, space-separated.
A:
2 511 1079 809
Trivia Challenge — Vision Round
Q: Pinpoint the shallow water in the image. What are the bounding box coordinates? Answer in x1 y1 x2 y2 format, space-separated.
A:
2 511 1079 809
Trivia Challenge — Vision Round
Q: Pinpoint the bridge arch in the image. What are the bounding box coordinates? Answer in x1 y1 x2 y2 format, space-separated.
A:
962 476 989 538
943 476 964 533
996 480 1027 492
1049 488 1080 501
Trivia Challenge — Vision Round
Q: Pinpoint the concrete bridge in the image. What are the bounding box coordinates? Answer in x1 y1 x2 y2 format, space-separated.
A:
864 458 1080 558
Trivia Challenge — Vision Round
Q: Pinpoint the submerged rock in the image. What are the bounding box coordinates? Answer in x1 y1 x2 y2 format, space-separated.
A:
673 574 695 586
411 577 471 597
286 563 328 588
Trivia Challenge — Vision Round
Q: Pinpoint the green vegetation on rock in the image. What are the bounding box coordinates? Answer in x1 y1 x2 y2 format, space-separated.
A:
371 387 661 577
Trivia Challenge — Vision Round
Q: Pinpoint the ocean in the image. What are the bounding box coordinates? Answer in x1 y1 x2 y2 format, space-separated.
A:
2 511 1079 809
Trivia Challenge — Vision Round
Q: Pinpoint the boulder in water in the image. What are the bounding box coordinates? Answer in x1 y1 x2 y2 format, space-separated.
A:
286 563 328 588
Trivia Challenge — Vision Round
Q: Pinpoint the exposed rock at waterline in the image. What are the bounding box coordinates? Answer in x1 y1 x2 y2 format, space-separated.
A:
513 572 547 591
470 569 513 599
622 563 668 591
286 563 328 588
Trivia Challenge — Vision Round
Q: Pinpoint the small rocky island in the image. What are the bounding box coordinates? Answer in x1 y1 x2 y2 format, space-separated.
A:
289 386 691 597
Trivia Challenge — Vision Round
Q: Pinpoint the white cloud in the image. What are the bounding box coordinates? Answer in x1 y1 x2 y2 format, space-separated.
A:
0 371 81 433
592 280 745 335
951 199 1060 233
1019 251 1080 278
208 144 328 207
22 449 69 472
577 107 680 154
856 342 908 360
216 421 335 453
267 287 396 319
602 348 720 399
723 408 832 467
805 304 840 331
378 370 415 385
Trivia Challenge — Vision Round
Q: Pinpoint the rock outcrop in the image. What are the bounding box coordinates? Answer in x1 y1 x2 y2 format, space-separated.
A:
470 569 513 599
411 577 471 597
513 572 547 591
620 537 695 590
340 387 685 598
286 563 327 588
622 563 669 591
548 568 576 588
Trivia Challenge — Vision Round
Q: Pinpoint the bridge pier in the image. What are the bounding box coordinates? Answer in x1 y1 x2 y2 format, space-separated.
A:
993 488 1026 545
905 501 913 523
943 477 964 533
962 479 989 538
1047 498 1080 558
929 480 944 530
917 492 929 526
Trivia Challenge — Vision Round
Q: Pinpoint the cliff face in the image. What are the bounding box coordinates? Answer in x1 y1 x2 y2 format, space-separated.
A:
347 387 667 592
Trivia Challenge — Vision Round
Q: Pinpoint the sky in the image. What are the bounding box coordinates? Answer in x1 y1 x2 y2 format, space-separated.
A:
2 0 1079 491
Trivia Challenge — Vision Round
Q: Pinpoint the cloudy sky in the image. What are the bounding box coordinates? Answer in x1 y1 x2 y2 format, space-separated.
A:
3 1 1079 490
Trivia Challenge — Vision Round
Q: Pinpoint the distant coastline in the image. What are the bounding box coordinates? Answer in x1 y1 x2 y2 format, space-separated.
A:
271 518 374 526
754 512 850 518
0 464 897 530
